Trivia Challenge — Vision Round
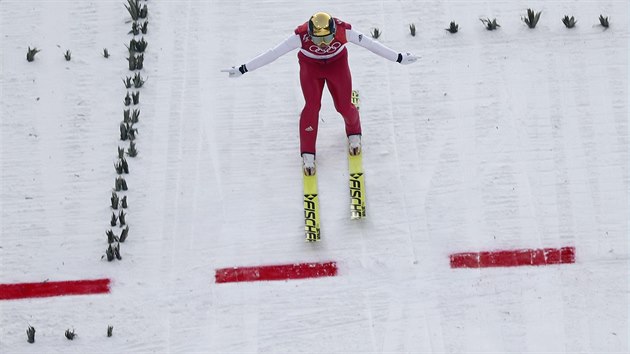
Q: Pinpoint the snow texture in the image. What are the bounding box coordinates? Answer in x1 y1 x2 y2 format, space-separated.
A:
1 0 628 353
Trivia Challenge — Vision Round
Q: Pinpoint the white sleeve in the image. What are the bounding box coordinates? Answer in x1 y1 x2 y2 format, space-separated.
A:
244 34 302 72
346 28 399 62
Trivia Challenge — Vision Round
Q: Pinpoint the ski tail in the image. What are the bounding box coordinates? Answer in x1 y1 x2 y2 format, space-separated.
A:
349 153 366 219
303 173 321 241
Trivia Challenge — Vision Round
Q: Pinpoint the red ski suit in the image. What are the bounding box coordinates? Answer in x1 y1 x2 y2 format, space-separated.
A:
294 20 360 155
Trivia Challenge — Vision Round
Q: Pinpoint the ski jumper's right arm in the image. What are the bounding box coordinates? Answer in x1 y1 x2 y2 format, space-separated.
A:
222 35 301 78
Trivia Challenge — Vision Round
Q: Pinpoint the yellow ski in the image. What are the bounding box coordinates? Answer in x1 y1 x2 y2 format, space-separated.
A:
349 89 365 219
303 173 321 241
351 89 360 110
349 153 366 219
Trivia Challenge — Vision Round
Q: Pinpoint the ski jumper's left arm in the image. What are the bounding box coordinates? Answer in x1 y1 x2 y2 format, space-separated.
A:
346 28 417 65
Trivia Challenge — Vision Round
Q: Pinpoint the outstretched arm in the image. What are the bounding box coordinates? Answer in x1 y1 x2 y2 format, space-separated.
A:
222 34 301 78
346 29 418 65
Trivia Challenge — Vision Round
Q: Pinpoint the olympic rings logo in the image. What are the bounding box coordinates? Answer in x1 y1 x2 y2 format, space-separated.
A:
309 41 342 54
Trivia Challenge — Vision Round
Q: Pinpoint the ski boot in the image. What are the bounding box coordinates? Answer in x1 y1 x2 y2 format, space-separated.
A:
348 134 362 156
302 153 316 176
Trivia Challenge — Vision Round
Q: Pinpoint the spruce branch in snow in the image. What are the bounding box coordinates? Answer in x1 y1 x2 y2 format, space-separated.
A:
114 161 123 175
124 92 132 106
125 0 141 21
127 141 139 157
141 21 148 34
114 160 124 175
115 176 128 191
118 147 125 159
103 48 110 58
120 122 129 141
131 109 140 123
126 37 148 53
111 192 120 209
110 212 118 227
523 9 542 29
127 55 136 70
119 210 127 226
370 28 381 39
446 21 459 33
26 325 36 343
105 247 114 261
120 122 137 142
114 177 122 192
127 124 138 141
127 57 137 70
121 157 129 174
123 76 133 89
409 23 416 36
139 4 148 19
106 229 118 244
120 177 128 191
134 54 144 70
135 37 148 52
598 15 609 28
64 50 72 61
129 21 140 35
133 72 145 88
26 47 41 62
104 242 121 261
114 242 122 260
107 325 113 337
562 15 577 28
126 40 137 54
121 195 128 209
132 91 140 105
105 244 115 261
120 226 130 242
65 329 76 340
480 18 500 30
124 109 131 123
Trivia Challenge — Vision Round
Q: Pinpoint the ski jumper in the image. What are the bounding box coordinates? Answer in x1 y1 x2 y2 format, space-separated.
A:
241 18 400 155
293 19 358 155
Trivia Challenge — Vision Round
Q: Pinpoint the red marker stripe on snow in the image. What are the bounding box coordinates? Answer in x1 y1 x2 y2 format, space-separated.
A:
450 247 575 268
216 261 337 283
0 278 111 300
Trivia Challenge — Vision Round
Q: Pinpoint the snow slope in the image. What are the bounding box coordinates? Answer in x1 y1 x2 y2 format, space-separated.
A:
1 0 628 352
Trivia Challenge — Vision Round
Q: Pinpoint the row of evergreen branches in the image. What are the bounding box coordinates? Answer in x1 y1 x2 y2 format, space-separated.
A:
21 0 149 346
103 0 149 262
440 13 608 34
26 325 113 343
410 13 609 36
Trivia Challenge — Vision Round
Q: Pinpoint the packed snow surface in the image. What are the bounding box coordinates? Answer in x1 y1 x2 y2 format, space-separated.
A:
1 0 628 352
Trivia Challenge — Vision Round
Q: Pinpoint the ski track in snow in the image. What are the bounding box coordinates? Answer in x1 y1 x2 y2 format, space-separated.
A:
1 0 628 353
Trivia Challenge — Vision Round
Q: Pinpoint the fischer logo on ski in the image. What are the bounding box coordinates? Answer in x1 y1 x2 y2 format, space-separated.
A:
304 193 320 241
303 172 321 242
349 171 366 219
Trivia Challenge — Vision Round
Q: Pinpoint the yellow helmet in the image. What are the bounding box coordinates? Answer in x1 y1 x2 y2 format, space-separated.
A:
308 12 336 45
